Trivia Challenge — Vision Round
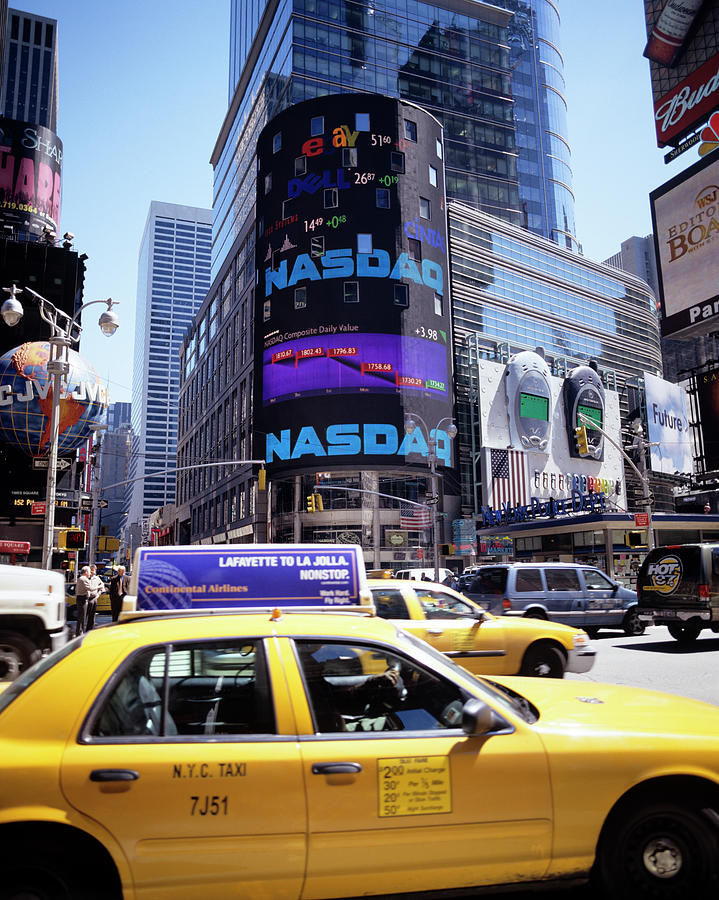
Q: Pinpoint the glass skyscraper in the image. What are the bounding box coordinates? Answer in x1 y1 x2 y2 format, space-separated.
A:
1 8 57 131
213 0 575 277
127 202 212 532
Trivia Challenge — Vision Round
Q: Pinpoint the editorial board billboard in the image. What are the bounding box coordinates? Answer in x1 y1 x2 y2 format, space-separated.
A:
650 151 719 338
643 372 693 475
254 94 454 476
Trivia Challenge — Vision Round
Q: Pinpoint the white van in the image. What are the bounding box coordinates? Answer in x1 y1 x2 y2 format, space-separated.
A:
0 564 67 680
394 567 454 585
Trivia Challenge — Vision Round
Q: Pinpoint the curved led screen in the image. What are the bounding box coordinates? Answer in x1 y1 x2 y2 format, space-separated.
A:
254 94 454 474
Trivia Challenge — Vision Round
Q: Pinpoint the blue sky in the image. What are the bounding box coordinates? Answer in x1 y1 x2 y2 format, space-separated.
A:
8 1 689 404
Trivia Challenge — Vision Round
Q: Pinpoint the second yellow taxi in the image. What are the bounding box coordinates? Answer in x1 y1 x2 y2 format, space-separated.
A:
368 577 595 677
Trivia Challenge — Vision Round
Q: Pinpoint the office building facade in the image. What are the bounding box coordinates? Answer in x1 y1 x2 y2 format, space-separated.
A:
1 8 57 131
126 202 211 533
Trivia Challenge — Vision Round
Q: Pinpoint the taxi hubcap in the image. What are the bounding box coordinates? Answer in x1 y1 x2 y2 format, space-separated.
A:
643 836 682 878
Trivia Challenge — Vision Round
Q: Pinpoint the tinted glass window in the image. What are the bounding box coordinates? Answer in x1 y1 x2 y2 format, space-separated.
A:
296 640 467 734
545 569 581 591
713 548 719 578
372 588 410 619
515 569 543 592
472 568 507 594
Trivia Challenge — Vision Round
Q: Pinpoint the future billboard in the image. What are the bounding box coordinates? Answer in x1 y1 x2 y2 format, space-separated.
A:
643 372 693 475
254 95 454 475
476 356 624 527
0 118 62 235
650 151 719 338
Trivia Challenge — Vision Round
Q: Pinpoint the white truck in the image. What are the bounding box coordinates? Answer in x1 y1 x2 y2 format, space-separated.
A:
0 564 68 680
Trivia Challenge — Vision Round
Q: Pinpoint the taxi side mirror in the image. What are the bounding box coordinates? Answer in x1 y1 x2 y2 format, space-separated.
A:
461 698 504 736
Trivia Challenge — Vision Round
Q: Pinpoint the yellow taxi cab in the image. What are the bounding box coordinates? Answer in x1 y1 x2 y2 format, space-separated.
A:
368 577 594 678
0 544 718 900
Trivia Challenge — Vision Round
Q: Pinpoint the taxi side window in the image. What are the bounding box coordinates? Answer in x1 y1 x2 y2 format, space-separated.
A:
89 639 275 740
414 589 474 619
515 569 543 592
372 589 410 619
296 640 467 734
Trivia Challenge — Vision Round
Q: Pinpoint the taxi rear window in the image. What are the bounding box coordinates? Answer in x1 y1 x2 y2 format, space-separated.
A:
0 639 80 716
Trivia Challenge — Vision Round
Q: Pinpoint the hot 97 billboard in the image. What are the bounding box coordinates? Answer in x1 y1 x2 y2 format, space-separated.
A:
253 94 454 476
650 151 719 339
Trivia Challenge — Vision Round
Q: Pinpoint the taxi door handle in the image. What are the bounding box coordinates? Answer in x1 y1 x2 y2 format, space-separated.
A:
90 769 140 782
312 762 362 775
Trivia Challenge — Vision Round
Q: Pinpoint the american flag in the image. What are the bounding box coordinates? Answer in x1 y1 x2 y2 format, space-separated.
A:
487 448 529 508
400 502 431 529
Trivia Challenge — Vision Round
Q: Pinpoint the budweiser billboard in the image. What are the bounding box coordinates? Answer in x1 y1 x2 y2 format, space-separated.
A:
644 0 719 147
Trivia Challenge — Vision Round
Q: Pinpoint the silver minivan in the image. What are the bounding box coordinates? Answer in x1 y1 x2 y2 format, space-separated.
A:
463 562 643 636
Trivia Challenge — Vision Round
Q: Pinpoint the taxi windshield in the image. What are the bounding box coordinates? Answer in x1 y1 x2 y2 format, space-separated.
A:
0 639 80 716
393 627 536 723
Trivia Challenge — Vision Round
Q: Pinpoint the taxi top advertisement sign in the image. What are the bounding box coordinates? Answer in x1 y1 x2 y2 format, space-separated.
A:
131 544 367 611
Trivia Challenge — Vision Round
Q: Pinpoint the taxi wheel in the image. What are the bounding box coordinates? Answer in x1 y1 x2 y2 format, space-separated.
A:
599 801 719 899
519 643 565 678
0 632 40 681
623 609 645 636
2 838 120 900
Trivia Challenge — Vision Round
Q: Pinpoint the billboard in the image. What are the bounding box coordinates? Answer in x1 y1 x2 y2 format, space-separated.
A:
254 94 454 475
0 118 62 234
650 151 719 338
696 366 719 470
476 357 624 528
644 0 719 146
643 372 693 475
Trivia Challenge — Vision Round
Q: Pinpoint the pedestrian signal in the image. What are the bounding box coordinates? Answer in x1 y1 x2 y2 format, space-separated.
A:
59 529 86 551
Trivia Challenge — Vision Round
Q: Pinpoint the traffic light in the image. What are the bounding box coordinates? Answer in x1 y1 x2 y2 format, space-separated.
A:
306 494 316 513
59 529 86 551
574 425 589 456
313 492 324 512
51 551 68 570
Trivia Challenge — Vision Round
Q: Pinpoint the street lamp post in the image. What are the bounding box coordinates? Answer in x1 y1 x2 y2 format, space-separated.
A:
1 286 119 570
404 414 457 582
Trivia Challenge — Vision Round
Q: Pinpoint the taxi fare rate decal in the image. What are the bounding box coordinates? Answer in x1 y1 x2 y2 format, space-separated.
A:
378 756 451 817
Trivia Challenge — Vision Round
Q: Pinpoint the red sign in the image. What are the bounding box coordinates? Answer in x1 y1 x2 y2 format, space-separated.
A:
634 513 650 527
0 540 31 554
654 52 719 146
31 501 47 516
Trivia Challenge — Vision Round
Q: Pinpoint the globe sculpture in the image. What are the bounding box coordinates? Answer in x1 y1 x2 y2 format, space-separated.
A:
0 342 108 456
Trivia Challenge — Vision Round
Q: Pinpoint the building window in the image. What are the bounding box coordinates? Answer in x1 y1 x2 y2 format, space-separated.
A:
310 235 325 257
324 188 338 209
404 120 417 142
376 188 390 208
263 300 271 322
272 132 282 153
408 238 421 261
429 165 438 187
436 139 443 159
344 281 359 303
419 197 431 219
264 173 272 194
282 199 293 219
294 156 307 176
434 293 443 316
294 287 307 309
356 112 370 131
394 284 409 307
357 233 372 254
342 147 357 167
311 116 324 136
390 151 405 173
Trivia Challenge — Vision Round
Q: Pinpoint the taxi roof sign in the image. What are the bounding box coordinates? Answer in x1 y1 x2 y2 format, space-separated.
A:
127 544 371 615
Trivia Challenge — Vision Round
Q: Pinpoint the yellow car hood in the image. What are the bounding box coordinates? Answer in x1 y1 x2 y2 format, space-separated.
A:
488 675 719 738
